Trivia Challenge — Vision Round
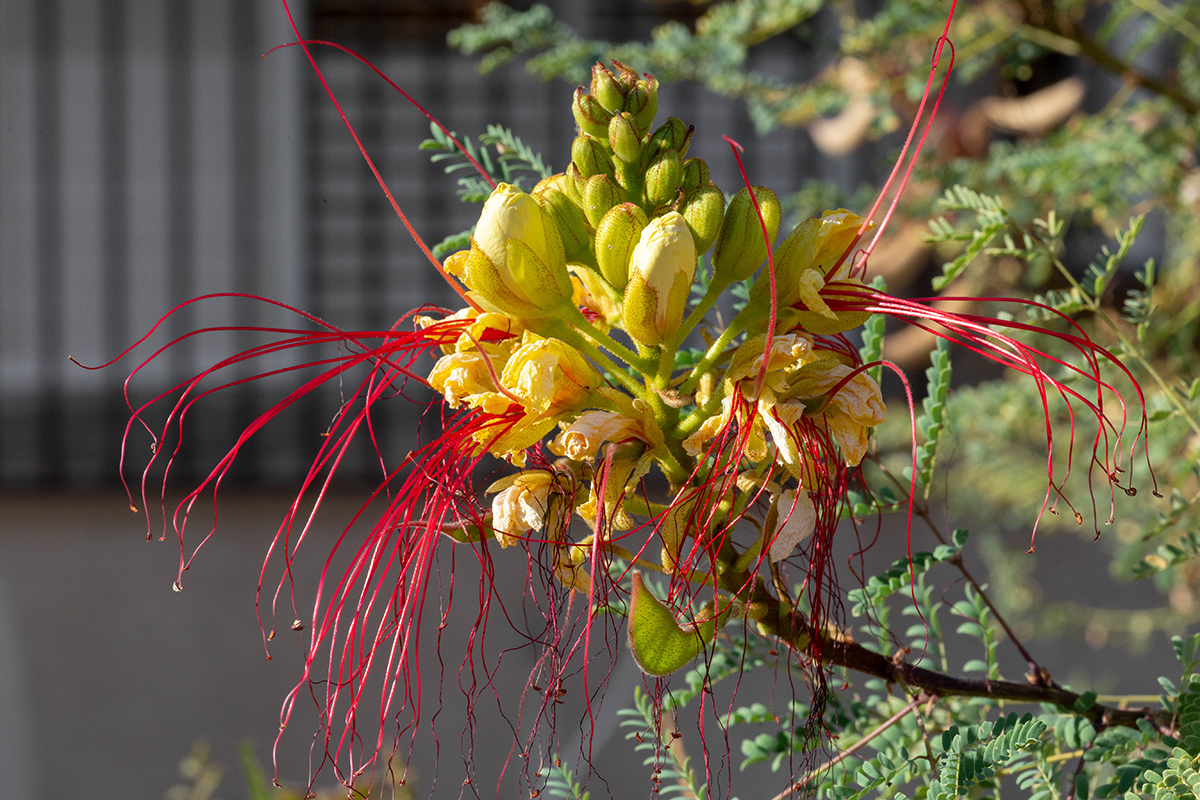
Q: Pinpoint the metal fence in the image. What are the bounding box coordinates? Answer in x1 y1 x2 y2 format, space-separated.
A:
0 0 835 487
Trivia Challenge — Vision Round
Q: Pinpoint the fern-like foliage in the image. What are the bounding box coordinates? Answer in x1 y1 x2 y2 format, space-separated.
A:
540 756 590 800
419 122 552 257
928 713 1048 799
619 686 715 800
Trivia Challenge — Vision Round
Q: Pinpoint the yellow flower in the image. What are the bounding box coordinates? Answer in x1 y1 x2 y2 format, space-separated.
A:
466 183 574 318
792 364 886 427
488 470 558 548
549 397 664 461
759 399 810 477
469 411 558 467
787 363 886 466
726 333 817 396
622 211 697 347
429 351 503 408
681 396 770 463
500 332 602 416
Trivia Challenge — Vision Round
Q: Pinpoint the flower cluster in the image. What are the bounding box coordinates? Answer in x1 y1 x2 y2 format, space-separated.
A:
426 65 893 603
116 53 1152 795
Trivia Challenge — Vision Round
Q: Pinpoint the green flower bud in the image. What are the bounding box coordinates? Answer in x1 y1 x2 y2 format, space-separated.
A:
608 112 642 164
711 186 782 284
611 60 639 92
681 157 710 192
535 185 592 264
582 173 623 229
749 209 870 334
622 211 697 347
590 62 626 113
645 150 684 208
648 117 690 156
571 135 614 180
572 87 612 140
564 163 586 205
594 203 649 289
624 75 659 134
681 183 725 255
467 183 574 317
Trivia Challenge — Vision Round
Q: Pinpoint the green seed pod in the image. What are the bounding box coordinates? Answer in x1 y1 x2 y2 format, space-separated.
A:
608 112 642 164
590 63 626 113
681 183 725 255
572 87 612 140
594 202 649 289
644 150 684 208
582 173 623 229
625 75 659 134
571 135 614 180
711 186 782 284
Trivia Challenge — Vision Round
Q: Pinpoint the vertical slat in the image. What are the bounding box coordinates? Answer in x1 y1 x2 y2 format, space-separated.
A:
256 0 308 312
60 0 105 392
189 0 234 364
125 0 171 366
0 0 39 482
34 0 65 483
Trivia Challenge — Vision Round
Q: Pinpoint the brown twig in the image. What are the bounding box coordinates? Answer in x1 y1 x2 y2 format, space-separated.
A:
782 697 920 799
719 562 1173 734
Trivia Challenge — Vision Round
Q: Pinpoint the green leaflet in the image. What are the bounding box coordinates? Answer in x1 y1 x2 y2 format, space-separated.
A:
627 571 722 676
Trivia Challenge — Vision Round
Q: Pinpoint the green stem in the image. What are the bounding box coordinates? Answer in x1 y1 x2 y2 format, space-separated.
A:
675 380 728 438
664 274 731 356
677 302 756 397
540 318 645 399
563 305 648 371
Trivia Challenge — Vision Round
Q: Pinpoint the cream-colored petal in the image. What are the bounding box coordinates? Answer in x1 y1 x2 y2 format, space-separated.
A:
769 489 816 562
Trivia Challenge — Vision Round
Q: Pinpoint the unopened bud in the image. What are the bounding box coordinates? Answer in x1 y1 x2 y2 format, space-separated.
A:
467 183 574 317
624 76 659 134
594 203 649 289
564 163 586 205
582 173 623 228
648 117 690 156
711 186 782 284
532 173 570 197
571 135 614 180
611 60 639 92
608 112 642 164
535 186 592 264
645 150 684 208
681 183 725 255
681 157 710 192
573 87 612 139
590 63 626 112
622 211 697 347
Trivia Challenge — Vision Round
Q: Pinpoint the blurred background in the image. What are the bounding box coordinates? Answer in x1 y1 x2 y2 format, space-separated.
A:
1 0 1195 797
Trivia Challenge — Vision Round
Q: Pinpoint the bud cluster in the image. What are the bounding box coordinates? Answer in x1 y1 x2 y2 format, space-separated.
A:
430 62 887 571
